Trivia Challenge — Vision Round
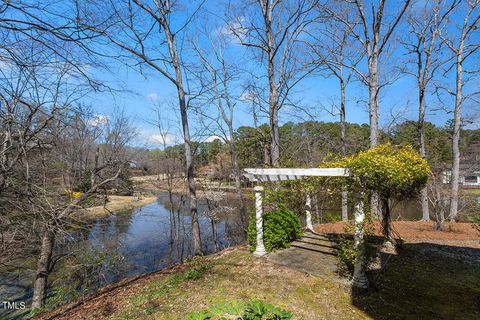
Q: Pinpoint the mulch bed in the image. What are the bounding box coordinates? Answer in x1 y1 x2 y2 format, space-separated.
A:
314 221 480 241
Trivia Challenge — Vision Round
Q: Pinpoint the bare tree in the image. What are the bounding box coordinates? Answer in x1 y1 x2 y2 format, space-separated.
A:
191 31 248 233
310 3 363 220
230 0 319 167
428 171 448 231
241 83 273 166
403 0 455 221
324 0 411 219
438 0 480 222
84 0 205 254
322 0 411 147
30 109 135 308
0 46 93 277
0 1 120 309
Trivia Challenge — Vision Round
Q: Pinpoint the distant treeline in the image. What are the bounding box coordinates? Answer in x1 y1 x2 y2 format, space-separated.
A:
137 120 480 176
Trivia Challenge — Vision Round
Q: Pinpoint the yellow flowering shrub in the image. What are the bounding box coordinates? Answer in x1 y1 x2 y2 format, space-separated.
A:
65 189 83 199
345 143 430 202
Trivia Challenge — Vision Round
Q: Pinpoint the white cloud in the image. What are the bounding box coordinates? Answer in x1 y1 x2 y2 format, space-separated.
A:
204 135 225 143
215 16 246 42
146 92 160 101
146 133 178 146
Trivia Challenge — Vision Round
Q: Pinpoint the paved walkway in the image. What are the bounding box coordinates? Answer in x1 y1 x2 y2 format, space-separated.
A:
266 231 349 284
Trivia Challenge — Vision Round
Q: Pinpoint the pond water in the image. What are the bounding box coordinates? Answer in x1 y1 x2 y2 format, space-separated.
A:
0 192 244 319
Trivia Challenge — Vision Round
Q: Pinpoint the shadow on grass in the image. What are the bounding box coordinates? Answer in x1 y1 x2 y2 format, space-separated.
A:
351 242 480 320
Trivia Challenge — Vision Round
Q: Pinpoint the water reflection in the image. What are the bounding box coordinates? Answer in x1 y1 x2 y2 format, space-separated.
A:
0 192 244 319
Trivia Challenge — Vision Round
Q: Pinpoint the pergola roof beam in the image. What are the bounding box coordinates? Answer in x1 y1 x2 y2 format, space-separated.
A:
244 168 349 182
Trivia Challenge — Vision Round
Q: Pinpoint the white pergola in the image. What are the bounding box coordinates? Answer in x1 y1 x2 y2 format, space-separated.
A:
243 167 369 289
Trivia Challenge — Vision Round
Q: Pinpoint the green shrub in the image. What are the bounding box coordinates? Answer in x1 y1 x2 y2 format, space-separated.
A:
247 209 302 253
264 184 305 214
336 221 377 278
116 174 134 196
337 237 357 277
183 257 209 281
75 172 92 193
185 299 293 320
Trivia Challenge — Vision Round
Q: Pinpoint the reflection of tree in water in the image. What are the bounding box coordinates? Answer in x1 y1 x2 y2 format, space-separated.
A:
202 190 233 252
46 213 135 306
26 192 247 309
164 193 187 267
220 193 249 245
201 188 248 252
159 191 246 257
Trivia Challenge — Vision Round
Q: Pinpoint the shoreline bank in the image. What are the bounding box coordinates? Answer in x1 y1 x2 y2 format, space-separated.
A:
77 195 158 219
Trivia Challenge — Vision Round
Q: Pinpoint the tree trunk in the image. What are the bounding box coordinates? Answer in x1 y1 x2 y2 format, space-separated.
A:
340 69 348 221
438 192 447 231
228 128 247 235
418 87 430 221
381 198 392 243
368 54 380 148
449 53 463 222
177 87 202 255
163 16 202 254
30 167 123 308
368 52 381 219
32 225 56 309
263 0 280 167
211 219 218 252
270 106 280 167
263 140 272 167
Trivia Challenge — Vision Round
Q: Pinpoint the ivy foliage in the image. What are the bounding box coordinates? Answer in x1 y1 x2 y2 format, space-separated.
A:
247 209 302 253
336 219 378 278
186 299 293 320
263 181 306 213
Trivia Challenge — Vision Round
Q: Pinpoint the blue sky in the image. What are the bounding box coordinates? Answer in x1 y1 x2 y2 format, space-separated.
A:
80 0 479 149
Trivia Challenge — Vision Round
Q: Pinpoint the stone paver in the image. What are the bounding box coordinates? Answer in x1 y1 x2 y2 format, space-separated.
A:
266 232 349 284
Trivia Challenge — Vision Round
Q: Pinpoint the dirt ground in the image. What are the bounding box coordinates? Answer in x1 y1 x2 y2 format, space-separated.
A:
131 175 186 193
314 220 480 242
78 195 158 218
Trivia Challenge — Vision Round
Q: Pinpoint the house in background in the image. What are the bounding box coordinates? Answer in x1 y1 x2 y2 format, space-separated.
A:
459 168 480 187
443 142 480 188
460 141 480 188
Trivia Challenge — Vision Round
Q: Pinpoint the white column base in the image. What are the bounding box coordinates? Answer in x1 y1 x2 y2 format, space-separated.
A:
253 244 268 257
352 274 369 289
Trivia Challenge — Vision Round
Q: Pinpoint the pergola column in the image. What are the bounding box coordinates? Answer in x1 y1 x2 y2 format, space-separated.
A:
253 185 267 257
352 196 369 291
305 193 313 231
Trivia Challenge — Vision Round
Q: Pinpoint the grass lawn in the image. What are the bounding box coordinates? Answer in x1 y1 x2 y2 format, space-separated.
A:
354 243 480 320
108 248 359 320
38 244 480 320
463 188 480 195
